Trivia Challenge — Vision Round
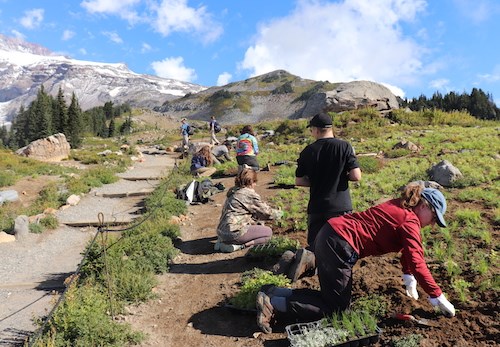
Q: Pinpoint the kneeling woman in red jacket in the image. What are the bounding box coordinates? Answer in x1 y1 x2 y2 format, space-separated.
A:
256 184 455 333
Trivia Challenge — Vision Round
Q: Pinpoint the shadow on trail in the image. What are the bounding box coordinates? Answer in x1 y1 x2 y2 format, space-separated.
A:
189 306 289 346
169 256 262 275
175 236 218 255
35 272 75 292
0 328 30 347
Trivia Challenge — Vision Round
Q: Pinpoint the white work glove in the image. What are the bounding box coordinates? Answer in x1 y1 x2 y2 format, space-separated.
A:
428 293 455 317
402 274 419 300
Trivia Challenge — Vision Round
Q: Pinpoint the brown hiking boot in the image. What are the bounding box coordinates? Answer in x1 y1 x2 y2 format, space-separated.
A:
271 250 295 275
256 291 274 334
288 248 315 282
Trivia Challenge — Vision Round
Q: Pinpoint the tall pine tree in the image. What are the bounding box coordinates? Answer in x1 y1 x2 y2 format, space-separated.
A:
67 92 83 148
53 87 68 134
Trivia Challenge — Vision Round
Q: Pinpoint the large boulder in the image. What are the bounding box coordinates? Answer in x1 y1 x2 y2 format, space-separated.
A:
302 80 399 116
15 133 71 162
428 160 463 187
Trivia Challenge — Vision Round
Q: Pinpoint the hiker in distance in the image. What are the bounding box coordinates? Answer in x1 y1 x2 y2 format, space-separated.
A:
256 185 456 334
208 115 220 145
214 168 282 253
236 125 260 172
190 145 216 177
275 112 361 282
180 118 191 154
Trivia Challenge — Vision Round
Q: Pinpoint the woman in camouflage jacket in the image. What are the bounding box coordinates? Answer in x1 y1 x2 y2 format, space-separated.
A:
216 168 282 247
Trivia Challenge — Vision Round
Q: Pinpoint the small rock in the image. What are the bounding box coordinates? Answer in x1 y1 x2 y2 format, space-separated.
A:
0 231 16 243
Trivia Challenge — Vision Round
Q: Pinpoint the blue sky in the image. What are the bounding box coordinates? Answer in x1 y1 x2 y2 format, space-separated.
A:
1 0 499 104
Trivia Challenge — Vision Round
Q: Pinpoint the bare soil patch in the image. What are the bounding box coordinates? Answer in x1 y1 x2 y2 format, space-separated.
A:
126 169 499 347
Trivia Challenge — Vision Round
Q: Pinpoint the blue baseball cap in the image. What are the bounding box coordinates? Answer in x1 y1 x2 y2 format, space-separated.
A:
421 188 447 227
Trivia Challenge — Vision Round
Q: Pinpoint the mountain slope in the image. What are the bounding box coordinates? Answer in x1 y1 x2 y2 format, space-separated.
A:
0 34 205 124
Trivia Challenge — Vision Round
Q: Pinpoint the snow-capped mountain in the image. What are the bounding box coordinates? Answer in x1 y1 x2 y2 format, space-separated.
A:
0 34 206 125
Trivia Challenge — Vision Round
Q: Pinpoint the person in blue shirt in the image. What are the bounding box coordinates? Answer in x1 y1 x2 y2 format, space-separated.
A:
180 118 190 152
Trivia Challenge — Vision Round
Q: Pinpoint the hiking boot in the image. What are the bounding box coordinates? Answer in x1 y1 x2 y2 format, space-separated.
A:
271 250 295 275
288 248 315 282
256 291 274 334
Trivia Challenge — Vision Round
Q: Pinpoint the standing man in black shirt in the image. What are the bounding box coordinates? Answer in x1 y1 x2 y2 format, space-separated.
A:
278 112 361 281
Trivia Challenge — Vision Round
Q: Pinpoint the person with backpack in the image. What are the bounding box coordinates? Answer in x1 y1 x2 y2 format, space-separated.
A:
236 125 260 172
190 145 216 177
255 186 455 334
215 168 282 253
209 116 221 145
180 118 191 153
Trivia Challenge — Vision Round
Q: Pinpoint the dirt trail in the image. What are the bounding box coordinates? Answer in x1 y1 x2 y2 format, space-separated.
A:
126 170 291 347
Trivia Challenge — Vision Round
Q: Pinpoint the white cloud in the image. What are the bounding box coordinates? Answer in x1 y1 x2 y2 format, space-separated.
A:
240 0 428 92
478 65 500 83
429 78 451 91
11 29 25 40
79 48 88 55
62 30 75 41
152 0 223 44
102 31 123 44
20 8 44 29
453 0 500 23
80 0 142 23
141 42 152 53
151 56 197 82
217 72 232 86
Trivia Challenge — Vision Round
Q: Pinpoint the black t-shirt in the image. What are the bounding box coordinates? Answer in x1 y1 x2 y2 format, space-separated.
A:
296 137 359 214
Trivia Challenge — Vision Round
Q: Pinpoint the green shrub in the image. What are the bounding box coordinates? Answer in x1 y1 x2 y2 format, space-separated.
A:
29 223 44 234
229 269 291 309
40 215 59 229
34 283 144 347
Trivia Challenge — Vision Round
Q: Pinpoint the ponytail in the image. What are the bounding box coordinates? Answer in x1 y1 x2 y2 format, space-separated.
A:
400 182 424 209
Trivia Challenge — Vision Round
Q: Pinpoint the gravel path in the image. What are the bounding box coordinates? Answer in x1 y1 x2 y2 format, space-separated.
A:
0 150 178 346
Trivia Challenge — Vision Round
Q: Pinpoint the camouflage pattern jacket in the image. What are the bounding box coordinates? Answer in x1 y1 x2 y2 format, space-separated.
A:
216 186 280 243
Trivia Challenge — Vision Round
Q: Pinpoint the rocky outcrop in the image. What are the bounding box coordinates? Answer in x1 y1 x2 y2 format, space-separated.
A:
15 133 70 162
302 81 399 116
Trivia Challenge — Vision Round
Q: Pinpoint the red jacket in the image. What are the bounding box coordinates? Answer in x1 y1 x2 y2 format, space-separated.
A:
328 198 442 297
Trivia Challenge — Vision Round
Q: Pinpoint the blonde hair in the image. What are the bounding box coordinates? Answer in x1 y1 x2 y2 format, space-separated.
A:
235 168 257 187
400 183 425 209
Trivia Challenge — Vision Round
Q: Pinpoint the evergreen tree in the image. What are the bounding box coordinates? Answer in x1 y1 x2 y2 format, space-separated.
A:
469 88 496 119
53 87 68 134
119 114 133 135
33 85 53 139
108 117 116 137
10 106 29 148
67 92 83 148
104 101 114 120
0 125 8 148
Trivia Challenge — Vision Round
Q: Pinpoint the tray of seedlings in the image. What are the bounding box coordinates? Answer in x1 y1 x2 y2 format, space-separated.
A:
225 268 291 314
286 310 381 347
245 236 300 261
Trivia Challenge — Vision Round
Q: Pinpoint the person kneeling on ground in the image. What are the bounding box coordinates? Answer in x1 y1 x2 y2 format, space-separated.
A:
211 141 233 165
215 168 282 253
256 186 456 334
190 145 216 177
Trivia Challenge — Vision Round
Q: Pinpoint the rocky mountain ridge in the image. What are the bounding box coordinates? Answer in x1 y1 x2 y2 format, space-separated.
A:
0 34 206 124
1 35 400 127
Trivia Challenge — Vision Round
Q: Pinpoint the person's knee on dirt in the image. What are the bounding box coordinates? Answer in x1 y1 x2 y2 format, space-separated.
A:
258 186 456 331
215 168 282 253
